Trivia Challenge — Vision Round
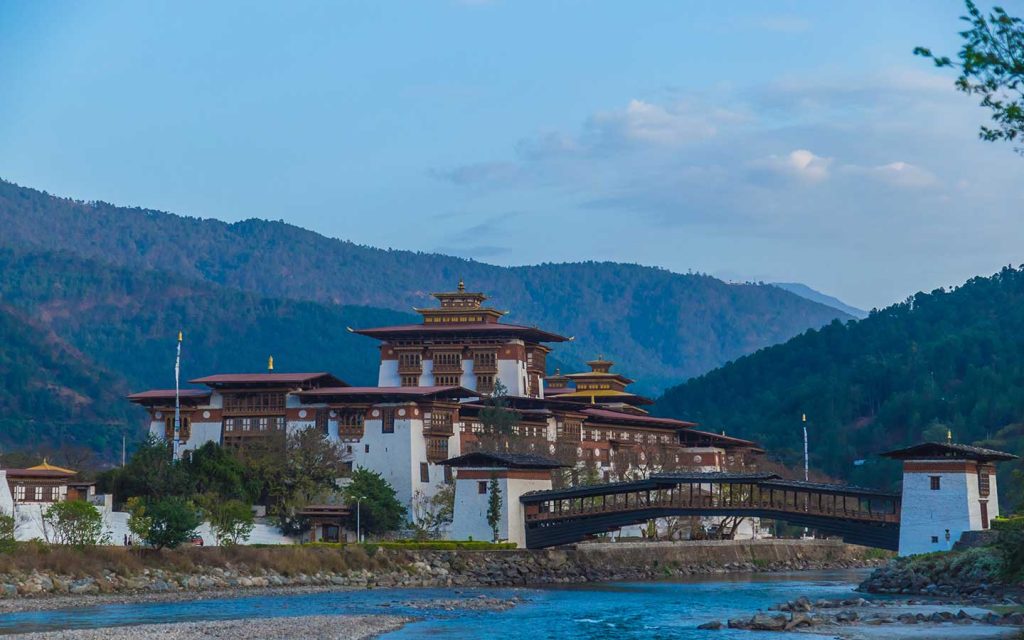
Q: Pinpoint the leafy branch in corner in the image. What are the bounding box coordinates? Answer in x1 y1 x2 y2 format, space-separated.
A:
915 1 1024 152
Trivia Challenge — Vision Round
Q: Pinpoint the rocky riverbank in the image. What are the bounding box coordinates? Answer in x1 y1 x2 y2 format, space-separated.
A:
0 539 885 608
858 547 1024 603
701 596 1024 637
12 615 412 639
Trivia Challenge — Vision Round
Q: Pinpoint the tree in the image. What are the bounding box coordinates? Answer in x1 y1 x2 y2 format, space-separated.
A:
42 500 107 546
201 495 255 546
138 497 201 550
476 381 521 453
0 510 16 553
242 428 350 533
125 497 152 546
916 1 1024 152
342 468 407 535
411 484 455 539
486 475 502 542
96 438 192 506
184 442 250 502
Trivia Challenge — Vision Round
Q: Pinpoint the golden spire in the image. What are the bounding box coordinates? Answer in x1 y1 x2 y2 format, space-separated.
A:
458 279 465 292
268 355 274 372
802 413 807 423
947 429 953 443
178 330 183 342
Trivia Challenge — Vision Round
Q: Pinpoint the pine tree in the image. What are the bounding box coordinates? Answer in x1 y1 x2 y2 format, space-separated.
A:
486 475 502 542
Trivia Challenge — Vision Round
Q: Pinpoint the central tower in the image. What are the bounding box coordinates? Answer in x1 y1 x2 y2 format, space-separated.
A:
351 281 569 397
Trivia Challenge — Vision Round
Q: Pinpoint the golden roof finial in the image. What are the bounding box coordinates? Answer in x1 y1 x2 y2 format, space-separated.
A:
802 413 807 423
268 355 274 372
178 330 183 342
947 428 953 443
458 279 465 292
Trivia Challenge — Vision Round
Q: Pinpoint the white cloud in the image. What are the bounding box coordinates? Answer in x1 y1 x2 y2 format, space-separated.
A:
585 99 720 147
756 149 832 183
856 161 939 189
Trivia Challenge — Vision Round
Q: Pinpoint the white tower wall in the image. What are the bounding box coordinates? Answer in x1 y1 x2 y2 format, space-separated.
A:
898 461 991 556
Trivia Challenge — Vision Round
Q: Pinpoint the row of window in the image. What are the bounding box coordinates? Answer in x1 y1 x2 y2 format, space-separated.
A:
224 416 286 432
12 485 58 502
222 392 286 413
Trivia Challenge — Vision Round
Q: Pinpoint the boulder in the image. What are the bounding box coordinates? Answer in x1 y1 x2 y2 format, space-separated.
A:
696 620 722 630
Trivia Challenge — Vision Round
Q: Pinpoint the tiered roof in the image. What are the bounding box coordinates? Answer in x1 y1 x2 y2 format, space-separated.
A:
544 357 652 405
350 281 569 343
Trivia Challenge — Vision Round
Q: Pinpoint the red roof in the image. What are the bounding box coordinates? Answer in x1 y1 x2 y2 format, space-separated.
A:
351 322 569 343
680 428 764 452
127 389 212 402
297 385 477 400
581 407 697 430
189 372 347 386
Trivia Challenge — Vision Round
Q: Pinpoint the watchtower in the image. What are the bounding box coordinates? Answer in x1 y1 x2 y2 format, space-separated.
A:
882 441 1017 556
441 451 562 548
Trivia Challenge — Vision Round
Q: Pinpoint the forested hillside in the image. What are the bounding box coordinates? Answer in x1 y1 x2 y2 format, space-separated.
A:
0 180 849 393
0 250 414 456
655 266 1024 509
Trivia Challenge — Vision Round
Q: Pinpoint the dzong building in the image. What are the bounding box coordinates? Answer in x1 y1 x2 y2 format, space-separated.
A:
129 282 763 539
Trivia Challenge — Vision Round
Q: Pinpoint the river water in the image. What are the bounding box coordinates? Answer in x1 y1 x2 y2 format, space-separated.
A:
0 570 886 638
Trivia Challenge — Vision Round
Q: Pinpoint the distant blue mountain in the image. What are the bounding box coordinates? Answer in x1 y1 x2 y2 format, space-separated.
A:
771 282 867 319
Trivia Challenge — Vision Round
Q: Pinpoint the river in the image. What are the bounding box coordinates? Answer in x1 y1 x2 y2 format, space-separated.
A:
0 569 959 638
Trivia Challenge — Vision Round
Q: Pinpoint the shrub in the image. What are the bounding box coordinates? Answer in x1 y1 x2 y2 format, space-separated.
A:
993 515 1024 579
343 468 407 535
0 511 15 553
202 496 255 546
43 500 107 546
139 497 202 550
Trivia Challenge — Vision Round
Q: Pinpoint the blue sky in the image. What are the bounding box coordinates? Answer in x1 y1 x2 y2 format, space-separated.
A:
1 1 1021 310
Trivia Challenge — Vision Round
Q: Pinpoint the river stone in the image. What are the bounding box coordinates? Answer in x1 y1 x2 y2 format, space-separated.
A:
69 578 98 595
696 620 722 630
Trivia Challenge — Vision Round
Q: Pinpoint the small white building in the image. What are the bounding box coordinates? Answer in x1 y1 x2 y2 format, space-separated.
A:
443 451 561 547
882 441 1018 556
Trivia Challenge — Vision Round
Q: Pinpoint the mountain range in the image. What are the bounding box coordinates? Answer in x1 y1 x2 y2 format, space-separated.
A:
0 178 852 458
655 267 1024 510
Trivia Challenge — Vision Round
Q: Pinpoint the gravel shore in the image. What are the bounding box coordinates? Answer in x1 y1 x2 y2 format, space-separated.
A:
10 615 412 639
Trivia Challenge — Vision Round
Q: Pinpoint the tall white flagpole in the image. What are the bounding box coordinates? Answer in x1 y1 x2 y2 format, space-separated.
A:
173 330 182 460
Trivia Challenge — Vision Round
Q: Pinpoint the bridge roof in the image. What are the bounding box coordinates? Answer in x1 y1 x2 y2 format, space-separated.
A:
761 478 899 498
521 472 780 503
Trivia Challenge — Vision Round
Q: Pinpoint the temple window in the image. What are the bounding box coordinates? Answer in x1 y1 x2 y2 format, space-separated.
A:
13 486 25 501
164 415 192 441
382 409 395 433
401 375 418 387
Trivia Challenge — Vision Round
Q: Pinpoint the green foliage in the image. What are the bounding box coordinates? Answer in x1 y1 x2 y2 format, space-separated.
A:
97 438 192 506
343 468 407 535
125 497 151 544
184 443 251 502
477 381 522 452
137 497 202 550
411 484 454 538
915 1 1024 152
200 495 255 546
486 475 502 542
42 500 107 546
0 511 16 553
655 266 1024 507
241 428 350 534
992 515 1024 579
